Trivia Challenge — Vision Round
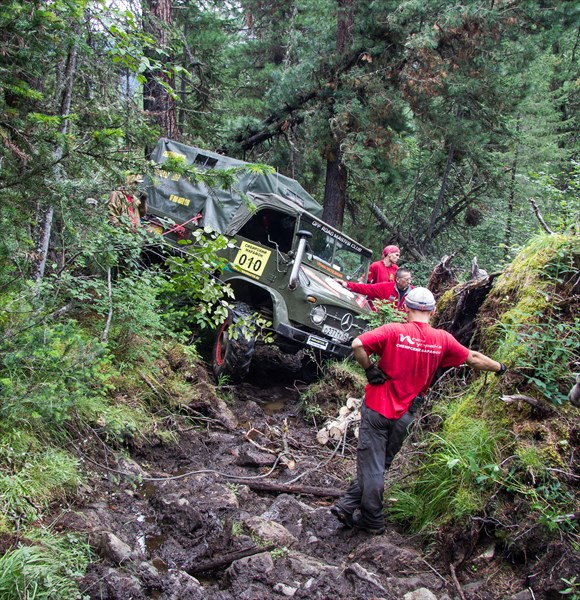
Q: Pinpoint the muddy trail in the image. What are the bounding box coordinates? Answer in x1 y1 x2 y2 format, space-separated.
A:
58 348 553 600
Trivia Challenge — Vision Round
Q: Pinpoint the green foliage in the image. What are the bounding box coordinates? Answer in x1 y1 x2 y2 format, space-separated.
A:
0 530 91 600
299 359 365 425
384 233 578 544
299 392 323 425
361 299 407 329
270 547 288 561
231 520 243 536
160 229 236 333
80 397 154 447
485 232 580 404
528 161 580 233
0 0 577 586
0 309 158 445
386 412 503 532
228 312 274 345
560 576 580 599
0 440 82 523
496 312 579 404
0 320 112 433
157 155 274 191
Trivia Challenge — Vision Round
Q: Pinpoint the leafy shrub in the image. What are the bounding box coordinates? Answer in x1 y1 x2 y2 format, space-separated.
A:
0 321 112 433
361 299 406 329
0 531 91 600
159 228 236 334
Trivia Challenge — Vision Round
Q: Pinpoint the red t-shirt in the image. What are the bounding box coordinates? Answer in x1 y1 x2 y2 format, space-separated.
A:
346 281 413 310
358 321 469 419
367 260 398 283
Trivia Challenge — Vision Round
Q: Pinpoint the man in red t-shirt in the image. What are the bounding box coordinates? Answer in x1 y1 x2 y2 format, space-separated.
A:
367 245 400 283
331 287 507 534
342 268 413 311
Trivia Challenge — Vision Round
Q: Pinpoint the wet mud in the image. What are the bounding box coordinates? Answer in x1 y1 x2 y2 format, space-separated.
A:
56 348 577 600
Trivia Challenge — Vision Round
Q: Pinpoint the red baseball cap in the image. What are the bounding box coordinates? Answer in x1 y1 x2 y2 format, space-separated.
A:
382 245 400 257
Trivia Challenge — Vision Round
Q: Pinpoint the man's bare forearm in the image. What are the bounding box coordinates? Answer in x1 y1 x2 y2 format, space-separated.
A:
465 350 503 372
352 338 373 370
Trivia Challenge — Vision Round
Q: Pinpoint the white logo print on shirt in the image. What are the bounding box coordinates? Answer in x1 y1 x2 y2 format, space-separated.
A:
396 333 443 355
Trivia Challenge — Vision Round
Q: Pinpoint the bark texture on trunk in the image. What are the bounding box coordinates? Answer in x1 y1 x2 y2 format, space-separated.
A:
34 35 78 292
322 147 348 228
321 0 354 229
144 0 179 140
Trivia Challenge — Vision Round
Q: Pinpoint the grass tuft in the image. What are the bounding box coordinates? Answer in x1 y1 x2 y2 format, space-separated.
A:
0 530 91 600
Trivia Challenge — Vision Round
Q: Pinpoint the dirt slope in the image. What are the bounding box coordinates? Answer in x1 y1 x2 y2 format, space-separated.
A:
56 349 572 600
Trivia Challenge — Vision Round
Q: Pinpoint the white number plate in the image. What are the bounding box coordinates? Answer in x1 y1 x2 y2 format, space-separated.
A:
322 325 350 343
306 335 329 350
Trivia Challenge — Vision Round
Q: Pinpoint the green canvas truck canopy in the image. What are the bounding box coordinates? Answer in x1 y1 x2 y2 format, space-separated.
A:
145 138 323 233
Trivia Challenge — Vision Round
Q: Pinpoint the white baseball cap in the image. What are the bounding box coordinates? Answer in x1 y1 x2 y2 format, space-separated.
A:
405 287 436 311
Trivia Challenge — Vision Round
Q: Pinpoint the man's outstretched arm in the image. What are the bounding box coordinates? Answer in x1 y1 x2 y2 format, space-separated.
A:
465 350 505 373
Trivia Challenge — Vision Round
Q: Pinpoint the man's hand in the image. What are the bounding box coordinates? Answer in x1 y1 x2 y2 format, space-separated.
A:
495 362 508 376
365 364 388 385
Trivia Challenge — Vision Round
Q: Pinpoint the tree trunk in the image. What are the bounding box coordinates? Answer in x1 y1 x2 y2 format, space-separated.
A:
33 35 78 292
144 0 179 140
429 181 487 241
33 206 54 291
424 142 455 249
432 275 495 348
186 544 276 575
322 146 348 228
427 254 457 298
504 120 520 259
336 0 354 55
321 0 354 229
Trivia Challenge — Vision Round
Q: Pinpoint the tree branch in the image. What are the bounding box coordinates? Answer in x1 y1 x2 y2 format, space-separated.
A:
225 46 379 154
429 181 487 240
368 200 425 262
528 198 554 234
424 143 455 246
186 544 276 575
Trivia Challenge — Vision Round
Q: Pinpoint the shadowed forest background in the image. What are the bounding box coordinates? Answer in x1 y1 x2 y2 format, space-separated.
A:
0 1 578 598
2 0 578 277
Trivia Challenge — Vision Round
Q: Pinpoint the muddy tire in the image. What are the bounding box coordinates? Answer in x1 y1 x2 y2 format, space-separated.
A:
212 302 255 383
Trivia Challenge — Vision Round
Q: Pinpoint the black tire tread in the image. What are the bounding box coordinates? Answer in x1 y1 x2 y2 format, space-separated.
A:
212 302 255 382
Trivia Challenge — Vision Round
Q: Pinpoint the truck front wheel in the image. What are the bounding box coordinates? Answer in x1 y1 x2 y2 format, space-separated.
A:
212 303 255 383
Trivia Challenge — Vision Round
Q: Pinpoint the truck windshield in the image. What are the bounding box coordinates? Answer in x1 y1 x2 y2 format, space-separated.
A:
298 215 370 281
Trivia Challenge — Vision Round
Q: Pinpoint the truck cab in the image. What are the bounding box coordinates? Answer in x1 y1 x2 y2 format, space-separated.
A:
144 139 372 381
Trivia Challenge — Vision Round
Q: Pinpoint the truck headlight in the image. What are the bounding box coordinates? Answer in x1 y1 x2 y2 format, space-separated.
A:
310 305 327 325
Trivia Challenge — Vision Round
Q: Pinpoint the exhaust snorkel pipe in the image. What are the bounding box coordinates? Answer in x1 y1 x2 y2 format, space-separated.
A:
288 230 312 290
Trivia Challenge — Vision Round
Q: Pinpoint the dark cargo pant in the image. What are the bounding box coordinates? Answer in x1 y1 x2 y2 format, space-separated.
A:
336 402 414 530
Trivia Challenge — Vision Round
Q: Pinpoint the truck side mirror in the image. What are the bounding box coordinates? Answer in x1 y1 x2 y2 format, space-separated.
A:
288 230 313 290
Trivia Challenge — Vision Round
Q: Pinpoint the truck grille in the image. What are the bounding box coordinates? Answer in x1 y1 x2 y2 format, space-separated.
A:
323 307 367 335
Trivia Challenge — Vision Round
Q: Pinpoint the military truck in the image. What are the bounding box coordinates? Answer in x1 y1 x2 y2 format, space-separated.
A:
144 138 372 381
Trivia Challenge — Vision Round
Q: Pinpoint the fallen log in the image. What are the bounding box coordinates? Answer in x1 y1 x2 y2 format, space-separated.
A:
186 543 276 574
501 394 540 407
226 479 344 498
317 397 361 445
